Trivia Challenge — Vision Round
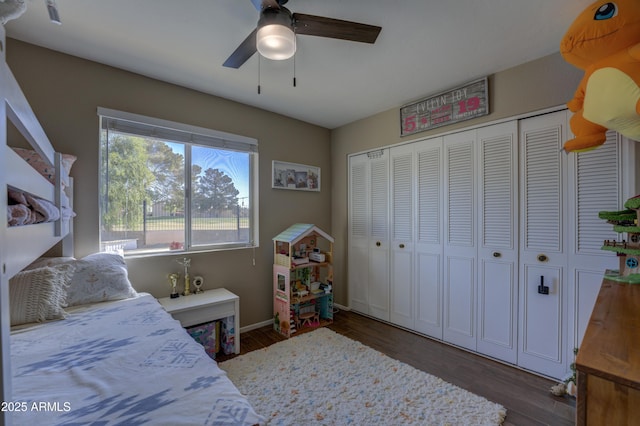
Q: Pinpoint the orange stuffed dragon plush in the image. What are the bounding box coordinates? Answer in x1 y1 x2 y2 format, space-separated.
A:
560 0 640 152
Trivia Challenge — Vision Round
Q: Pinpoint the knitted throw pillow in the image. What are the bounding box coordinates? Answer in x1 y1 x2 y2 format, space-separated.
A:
9 264 74 326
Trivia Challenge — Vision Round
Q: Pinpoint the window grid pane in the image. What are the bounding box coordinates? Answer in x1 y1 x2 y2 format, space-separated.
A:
99 116 256 255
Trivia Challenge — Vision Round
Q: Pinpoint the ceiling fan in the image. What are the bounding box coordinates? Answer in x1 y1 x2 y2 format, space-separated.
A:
223 0 382 68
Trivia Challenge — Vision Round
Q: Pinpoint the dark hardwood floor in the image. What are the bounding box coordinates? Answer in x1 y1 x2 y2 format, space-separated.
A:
218 309 576 426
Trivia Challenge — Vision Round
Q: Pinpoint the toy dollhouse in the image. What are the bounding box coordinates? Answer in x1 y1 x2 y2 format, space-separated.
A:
600 194 640 283
272 224 334 337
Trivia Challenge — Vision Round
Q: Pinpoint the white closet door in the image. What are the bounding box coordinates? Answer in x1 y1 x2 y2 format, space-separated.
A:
414 137 444 338
518 110 569 380
390 144 414 328
476 121 519 364
348 150 390 320
368 151 391 321
348 153 370 314
443 130 477 350
567 130 621 359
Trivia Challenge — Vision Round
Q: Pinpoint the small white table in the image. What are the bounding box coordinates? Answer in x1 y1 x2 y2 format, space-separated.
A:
158 288 240 354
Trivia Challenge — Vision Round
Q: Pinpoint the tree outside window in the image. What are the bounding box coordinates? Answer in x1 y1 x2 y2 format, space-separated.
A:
99 111 257 255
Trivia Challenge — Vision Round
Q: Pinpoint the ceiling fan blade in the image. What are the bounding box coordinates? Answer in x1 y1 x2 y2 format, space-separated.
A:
293 13 381 44
250 0 281 11
223 28 258 68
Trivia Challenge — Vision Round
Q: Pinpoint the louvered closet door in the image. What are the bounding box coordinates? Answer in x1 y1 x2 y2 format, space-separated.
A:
567 130 621 359
390 144 414 328
368 151 391 321
443 130 477 351
414 138 444 338
348 153 371 313
518 110 569 380
348 150 390 321
476 122 519 364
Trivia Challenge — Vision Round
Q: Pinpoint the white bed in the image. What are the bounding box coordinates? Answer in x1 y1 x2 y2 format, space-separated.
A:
11 293 263 425
0 24 263 426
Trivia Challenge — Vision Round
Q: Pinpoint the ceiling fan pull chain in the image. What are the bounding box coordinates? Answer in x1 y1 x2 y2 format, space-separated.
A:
293 54 296 87
257 55 262 94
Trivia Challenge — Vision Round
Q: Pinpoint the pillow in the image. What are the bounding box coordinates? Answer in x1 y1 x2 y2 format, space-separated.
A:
66 252 137 306
9 264 74 326
12 147 77 185
25 256 76 270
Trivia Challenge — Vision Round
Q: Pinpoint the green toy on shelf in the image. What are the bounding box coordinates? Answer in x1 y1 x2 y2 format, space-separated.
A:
599 194 640 283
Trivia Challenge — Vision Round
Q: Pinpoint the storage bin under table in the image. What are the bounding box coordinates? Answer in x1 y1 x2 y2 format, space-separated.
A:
158 288 240 354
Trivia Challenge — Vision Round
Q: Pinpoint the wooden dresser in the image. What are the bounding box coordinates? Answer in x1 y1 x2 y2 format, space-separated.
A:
576 277 640 425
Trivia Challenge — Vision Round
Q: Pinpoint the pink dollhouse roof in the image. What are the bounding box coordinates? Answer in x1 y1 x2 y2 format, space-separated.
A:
272 223 334 244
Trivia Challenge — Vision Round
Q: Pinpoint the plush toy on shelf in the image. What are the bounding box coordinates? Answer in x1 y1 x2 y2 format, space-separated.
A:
560 0 640 152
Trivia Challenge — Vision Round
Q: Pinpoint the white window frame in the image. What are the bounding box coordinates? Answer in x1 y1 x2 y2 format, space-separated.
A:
97 107 259 256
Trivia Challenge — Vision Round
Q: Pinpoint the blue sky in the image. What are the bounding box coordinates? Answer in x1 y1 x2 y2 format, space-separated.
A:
166 142 250 203
192 145 250 203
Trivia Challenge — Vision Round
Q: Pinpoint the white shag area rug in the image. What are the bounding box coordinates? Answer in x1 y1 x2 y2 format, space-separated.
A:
220 328 506 425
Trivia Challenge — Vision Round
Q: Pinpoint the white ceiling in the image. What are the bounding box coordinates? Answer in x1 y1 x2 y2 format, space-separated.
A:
5 0 591 129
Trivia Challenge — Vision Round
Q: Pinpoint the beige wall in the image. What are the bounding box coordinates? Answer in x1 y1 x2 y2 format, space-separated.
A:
329 52 584 306
7 39 331 327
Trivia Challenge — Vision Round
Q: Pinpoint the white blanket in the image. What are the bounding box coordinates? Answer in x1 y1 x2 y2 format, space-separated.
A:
11 294 264 425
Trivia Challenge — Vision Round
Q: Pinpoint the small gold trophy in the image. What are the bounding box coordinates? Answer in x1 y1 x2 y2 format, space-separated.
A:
169 273 179 299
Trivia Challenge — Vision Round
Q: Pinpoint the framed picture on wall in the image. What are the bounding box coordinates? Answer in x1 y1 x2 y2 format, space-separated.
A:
272 161 321 192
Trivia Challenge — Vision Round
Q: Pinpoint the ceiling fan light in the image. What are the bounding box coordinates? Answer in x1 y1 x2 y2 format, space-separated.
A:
257 24 296 60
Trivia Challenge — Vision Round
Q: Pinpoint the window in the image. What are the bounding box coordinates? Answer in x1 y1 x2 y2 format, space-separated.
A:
98 108 258 256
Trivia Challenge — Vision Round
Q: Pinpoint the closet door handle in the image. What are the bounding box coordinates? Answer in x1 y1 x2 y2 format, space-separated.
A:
399 243 405 249
537 254 548 262
375 241 381 247
492 252 501 258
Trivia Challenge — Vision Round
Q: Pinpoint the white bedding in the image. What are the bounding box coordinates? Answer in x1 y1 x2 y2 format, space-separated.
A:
10 294 264 426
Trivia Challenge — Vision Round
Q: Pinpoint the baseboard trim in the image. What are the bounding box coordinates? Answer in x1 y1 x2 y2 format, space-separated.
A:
240 319 273 333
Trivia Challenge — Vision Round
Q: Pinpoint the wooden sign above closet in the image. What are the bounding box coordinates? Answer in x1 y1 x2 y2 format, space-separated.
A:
400 77 489 136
